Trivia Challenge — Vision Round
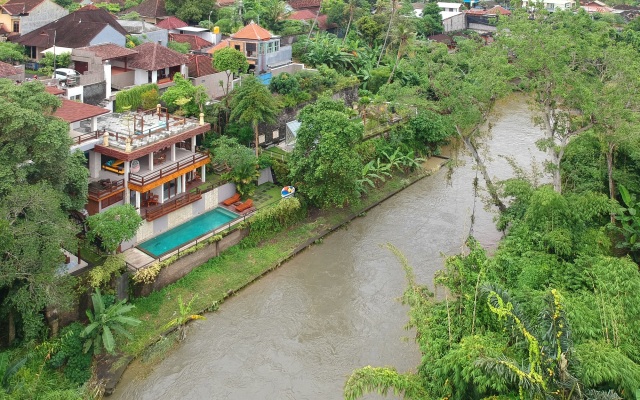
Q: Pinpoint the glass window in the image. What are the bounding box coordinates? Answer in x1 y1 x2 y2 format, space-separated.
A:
12 20 19 33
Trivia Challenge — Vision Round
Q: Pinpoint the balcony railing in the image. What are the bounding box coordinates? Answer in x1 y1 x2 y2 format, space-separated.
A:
145 190 202 221
72 131 102 146
128 153 209 187
88 179 125 201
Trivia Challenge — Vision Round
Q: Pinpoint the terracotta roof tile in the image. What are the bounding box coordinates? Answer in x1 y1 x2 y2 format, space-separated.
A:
53 98 110 123
288 9 316 20
1 0 45 15
44 85 65 95
169 33 214 50
128 0 166 18
207 38 230 54
0 61 18 77
187 54 216 77
466 5 511 15
76 43 138 60
231 21 272 40
287 0 321 10
17 6 127 48
156 16 187 29
127 42 188 70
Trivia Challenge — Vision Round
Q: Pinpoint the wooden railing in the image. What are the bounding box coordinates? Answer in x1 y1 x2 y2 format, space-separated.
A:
128 153 209 187
72 131 102 145
145 190 202 221
88 179 125 200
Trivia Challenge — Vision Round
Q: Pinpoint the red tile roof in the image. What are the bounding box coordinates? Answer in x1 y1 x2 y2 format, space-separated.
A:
287 0 321 10
1 0 46 15
207 38 230 54
128 0 167 18
127 42 188 70
76 43 138 60
44 85 66 95
288 9 316 20
187 54 216 77
169 33 214 50
53 98 110 123
231 21 272 40
466 5 511 15
17 6 128 48
0 61 18 77
157 16 187 29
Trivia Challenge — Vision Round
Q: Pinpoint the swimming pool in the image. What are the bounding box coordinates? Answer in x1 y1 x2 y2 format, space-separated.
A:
138 208 239 258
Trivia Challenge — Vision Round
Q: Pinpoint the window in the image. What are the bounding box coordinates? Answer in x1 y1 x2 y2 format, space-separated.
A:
12 20 19 33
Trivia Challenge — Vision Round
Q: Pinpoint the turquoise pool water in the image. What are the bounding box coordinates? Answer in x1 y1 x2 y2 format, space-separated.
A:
138 208 239 257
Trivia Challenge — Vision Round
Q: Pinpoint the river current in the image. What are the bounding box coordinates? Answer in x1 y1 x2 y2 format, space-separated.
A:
112 93 547 400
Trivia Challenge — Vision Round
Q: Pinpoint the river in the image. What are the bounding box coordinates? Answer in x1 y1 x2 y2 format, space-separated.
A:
112 94 547 400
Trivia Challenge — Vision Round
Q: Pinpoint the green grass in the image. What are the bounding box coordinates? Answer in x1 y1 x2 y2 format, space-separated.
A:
119 160 443 360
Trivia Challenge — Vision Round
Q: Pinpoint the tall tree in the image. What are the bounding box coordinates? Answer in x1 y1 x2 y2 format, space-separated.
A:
230 75 282 156
387 23 415 84
212 47 249 96
288 97 363 208
0 81 88 342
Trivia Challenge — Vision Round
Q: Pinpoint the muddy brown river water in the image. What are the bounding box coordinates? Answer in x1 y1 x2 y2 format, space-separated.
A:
112 94 547 400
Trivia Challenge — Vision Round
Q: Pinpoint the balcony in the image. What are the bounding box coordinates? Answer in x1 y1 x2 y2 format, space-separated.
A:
144 190 202 221
88 178 125 201
128 151 210 190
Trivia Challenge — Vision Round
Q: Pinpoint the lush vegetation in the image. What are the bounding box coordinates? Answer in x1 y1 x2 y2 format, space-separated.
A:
114 83 159 112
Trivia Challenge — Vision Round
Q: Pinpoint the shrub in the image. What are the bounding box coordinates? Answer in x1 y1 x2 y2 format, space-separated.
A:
270 73 300 95
247 197 307 244
48 323 92 385
115 83 159 112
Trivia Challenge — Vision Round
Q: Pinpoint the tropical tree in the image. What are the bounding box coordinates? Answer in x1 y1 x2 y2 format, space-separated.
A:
288 97 363 208
86 204 143 254
230 75 282 156
210 136 260 196
160 72 207 117
387 23 415 84
212 47 249 96
81 289 141 355
0 42 25 63
416 2 443 38
163 295 206 341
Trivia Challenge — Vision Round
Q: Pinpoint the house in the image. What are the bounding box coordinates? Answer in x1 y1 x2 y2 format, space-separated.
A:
521 0 575 11
55 101 212 251
126 0 167 24
580 1 614 13
208 21 291 74
0 60 23 80
466 5 511 15
287 0 321 12
16 5 128 60
169 33 214 52
125 42 189 86
0 0 67 36
156 16 187 30
287 9 335 32
168 26 219 45
118 19 169 46
613 4 640 21
437 2 463 13
187 53 230 99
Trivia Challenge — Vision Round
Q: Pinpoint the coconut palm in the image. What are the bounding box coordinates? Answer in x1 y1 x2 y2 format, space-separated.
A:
387 24 415 84
230 75 282 156
376 0 398 67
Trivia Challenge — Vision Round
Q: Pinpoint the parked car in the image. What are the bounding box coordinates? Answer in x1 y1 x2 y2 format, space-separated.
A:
52 68 80 86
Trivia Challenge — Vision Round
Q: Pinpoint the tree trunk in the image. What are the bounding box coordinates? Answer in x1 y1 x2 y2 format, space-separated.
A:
377 0 396 67
387 47 402 84
457 127 507 213
8 310 15 345
343 8 354 44
253 122 260 157
607 141 616 223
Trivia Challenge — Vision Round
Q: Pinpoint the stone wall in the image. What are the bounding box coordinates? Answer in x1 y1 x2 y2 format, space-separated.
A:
83 81 106 106
134 227 249 297
257 85 359 146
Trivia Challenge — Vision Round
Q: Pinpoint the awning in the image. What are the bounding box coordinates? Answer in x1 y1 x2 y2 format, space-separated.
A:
40 46 73 55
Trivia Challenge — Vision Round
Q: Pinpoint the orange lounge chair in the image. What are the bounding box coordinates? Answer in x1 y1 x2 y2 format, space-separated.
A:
222 193 241 206
235 199 253 212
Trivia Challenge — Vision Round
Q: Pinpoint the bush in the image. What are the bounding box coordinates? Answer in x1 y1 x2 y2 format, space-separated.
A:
270 73 300 95
115 83 159 112
247 197 307 244
48 323 92 385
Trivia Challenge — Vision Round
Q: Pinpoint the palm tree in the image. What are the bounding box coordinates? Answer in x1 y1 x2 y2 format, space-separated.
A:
230 75 282 156
81 289 141 355
387 24 415 84
376 0 398 67
342 0 358 44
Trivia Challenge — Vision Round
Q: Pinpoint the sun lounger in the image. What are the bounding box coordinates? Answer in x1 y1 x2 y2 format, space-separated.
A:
222 193 241 206
235 199 253 212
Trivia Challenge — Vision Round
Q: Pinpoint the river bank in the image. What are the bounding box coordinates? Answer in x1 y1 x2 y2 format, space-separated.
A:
101 151 453 395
